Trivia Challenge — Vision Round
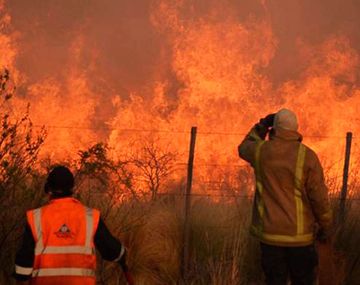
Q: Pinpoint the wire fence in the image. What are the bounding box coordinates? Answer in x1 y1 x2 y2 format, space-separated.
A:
33 124 358 139
32 124 360 201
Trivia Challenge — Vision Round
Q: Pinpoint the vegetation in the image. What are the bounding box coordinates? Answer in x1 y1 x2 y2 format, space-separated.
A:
0 69 359 284
0 69 46 282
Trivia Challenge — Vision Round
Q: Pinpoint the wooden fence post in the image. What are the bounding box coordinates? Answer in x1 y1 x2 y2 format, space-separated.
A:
339 132 352 223
181 126 197 281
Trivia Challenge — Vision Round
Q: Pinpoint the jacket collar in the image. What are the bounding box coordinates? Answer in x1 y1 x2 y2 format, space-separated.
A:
269 127 303 142
49 197 79 204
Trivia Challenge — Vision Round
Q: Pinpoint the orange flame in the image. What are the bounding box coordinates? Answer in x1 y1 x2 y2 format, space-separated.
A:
1 0 359 189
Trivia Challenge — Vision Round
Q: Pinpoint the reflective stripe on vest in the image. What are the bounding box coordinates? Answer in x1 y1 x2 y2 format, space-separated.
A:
15 265 33 275
35 245 94 255
33 208 43 249
251 225 313 243
85 207 93 248
33 206 94 255
254 142 310 243
32 268 95 277
254 141 266 232
294 144 306 235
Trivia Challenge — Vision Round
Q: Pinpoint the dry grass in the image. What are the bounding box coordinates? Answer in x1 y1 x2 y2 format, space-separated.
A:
1 188 360 285
100 196 263 285
332 199 360 285
128 202 182 285
99 194 360 285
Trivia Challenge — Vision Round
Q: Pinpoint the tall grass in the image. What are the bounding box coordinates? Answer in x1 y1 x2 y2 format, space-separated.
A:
333 199 360 285
187 197 261 284
2 185 360 284
94 196 263 285
100 194 359 285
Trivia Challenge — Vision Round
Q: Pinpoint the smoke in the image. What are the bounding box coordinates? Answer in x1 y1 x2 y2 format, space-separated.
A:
265 0 360 85
7 0 359 91
1 0 360 163
6 0 163 91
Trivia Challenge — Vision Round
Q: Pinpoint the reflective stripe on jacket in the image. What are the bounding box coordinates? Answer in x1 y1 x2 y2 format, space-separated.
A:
26 197 100 285
239 126 332 247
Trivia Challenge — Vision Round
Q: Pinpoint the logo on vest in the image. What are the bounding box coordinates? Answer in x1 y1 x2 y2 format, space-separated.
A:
55 224 73 238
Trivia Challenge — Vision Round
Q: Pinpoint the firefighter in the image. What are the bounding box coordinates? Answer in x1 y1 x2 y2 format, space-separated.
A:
14 165 132 285
238 109 332 285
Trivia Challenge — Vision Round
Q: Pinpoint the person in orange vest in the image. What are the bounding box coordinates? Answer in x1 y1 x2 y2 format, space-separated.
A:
238 109 332 285
14 166 133 285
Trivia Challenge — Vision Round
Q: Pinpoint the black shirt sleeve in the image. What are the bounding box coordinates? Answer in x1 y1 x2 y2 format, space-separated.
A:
94 218 125 262
14 222 35 281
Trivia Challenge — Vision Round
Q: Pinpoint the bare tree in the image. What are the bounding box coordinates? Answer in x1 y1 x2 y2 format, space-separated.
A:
131 138 177 201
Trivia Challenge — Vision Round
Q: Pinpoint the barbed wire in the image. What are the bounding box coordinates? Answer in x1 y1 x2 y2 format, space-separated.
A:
157 193 253 198
32 124 356 139
155 192 360 200
172 163 248 167
33 125 191 134
121 161 249 168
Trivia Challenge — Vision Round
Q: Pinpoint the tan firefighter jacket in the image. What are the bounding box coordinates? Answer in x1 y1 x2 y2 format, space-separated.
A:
238 126 332 247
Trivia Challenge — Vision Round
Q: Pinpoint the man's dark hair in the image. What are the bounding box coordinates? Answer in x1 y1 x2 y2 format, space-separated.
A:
45 166 74 197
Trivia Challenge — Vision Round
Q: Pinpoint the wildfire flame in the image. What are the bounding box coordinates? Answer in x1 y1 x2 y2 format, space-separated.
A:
1 0 360 187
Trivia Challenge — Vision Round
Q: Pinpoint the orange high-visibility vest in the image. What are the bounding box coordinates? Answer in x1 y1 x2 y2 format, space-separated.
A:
26 197 100 285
